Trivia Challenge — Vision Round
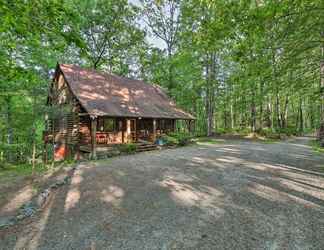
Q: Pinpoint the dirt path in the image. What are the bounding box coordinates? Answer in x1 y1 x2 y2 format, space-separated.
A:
1 137 324 250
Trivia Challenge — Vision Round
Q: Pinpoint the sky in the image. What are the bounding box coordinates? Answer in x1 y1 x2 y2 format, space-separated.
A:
128 0 166 50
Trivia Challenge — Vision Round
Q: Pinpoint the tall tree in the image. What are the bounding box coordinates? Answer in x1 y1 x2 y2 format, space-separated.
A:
140 0 181 89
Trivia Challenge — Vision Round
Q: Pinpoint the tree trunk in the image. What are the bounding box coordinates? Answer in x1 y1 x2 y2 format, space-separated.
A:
319 31 324 145
251 87 257 133
205 53 216 136
266 98 272 128
259 81 264 130
230 102 234 129
281 95 289 129
32 130 36 177
298 97 304 134
276 90 281 130
5 96 13 162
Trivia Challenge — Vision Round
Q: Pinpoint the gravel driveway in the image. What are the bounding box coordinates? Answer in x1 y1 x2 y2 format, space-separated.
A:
1 137 324 250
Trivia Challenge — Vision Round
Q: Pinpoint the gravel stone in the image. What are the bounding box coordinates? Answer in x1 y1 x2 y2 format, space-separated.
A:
1 137 324 250
0 217 15 229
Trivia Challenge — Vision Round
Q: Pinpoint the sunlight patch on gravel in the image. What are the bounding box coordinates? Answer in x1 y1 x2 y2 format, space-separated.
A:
278 178 324 203
64 188 80 212
248 183 290 203
101 185 125 204
64 169 83 212
249 182 323 209
159 178 224 210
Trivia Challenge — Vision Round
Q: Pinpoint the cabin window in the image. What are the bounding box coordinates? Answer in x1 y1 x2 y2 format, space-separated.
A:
104 118 115 132
97 118 116 132
97 118 104 131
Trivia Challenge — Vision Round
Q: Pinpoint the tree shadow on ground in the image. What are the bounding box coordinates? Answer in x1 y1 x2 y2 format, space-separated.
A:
1 139 324 249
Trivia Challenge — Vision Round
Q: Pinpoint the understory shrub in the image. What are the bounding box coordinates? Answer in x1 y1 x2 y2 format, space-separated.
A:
260 127 298 139
159 135 179 145
117 143 137 153
0 143 31 163
310 140 324 153
259 128 281 139
168 132 193 146
276 127 298 136
217 127 250 136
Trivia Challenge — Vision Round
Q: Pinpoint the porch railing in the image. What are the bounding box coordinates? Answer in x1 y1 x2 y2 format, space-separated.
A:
96 132 123 144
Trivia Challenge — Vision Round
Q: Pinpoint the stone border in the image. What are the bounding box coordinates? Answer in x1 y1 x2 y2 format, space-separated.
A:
0 165 77 230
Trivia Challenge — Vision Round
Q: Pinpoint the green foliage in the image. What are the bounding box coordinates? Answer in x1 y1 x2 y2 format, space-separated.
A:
310 140 324 154
0 0 323 169
168 132 193 146
0 143 29 163
276 127 299 137
0 163 47 184
259 127 298 139
196 137 224 144
159 135 179 145
258 128 281 139
117 143 137 154
159 132 193 146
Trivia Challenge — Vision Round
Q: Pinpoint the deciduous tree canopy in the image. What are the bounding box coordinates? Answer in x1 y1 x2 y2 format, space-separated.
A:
0 0 323 165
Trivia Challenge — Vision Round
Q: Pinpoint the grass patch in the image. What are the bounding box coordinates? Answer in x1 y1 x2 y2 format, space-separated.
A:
0 163 47 184
260 138 279 144
0 163 47 176
196 137 225 144
0 161 74 184
310 140 324 154
159 132 193 146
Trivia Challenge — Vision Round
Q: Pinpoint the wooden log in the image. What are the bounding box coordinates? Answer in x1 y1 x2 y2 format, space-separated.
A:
126 119 131 143
91 118 97 159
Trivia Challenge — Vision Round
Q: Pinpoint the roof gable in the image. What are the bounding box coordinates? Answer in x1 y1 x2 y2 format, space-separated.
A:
58 64 195 120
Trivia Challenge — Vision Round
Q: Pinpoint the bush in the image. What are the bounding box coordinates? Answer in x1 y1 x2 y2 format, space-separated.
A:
277 127 298 136
168 132 193 146
159 135 179 145
310 140 324 153
0 143 31 163
259 127 298 139
217 127 250 136
117 143 137 154
259 128 280 139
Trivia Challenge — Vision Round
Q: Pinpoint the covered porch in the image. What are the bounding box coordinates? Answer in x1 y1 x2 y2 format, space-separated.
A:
79 115 194 158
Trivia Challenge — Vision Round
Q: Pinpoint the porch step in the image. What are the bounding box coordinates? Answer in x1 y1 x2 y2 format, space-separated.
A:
136 143 158 152
79 145 120 159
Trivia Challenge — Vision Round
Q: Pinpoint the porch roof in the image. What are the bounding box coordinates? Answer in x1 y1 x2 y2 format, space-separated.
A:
59 64 195 120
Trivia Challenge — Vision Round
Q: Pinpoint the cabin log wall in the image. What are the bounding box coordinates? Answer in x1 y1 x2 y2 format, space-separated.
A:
46 71 81 160
45 68 193 161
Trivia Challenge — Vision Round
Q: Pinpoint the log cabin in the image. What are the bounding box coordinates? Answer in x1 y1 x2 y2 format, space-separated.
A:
44 64 195 161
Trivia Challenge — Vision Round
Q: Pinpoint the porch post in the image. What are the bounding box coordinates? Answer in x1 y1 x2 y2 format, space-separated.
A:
126 119 131 143
91 117 97 159
153 119 157 142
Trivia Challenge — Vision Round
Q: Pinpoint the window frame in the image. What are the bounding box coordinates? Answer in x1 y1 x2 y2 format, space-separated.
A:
97 117 117 132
